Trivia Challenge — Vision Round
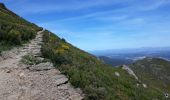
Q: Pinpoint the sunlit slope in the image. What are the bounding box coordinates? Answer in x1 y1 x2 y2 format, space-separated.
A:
130 58 170 94
41 31 164 100
0 3 42 52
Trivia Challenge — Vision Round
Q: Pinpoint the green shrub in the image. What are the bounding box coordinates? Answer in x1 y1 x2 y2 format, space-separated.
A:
21 54 42 65
8 29 21 44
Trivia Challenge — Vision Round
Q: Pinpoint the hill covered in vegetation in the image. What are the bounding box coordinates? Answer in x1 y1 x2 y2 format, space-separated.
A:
0 3 42 52
41 30 165 100
99 56 133 66
130 58 170 95
0 3 167 100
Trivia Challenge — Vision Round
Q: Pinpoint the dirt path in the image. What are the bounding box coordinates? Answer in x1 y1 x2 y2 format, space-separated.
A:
0 31 83 100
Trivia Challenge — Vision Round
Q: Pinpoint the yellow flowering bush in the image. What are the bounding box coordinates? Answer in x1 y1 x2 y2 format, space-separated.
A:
61 44 69 50
56 48 65 54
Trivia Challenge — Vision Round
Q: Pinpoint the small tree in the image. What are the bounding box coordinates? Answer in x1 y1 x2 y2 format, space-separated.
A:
61 38 66 42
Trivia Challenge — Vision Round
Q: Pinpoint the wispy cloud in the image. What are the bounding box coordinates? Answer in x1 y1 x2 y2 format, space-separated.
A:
38 9 129 25
136 0 170 11
6 0 130 15
2 0 170 50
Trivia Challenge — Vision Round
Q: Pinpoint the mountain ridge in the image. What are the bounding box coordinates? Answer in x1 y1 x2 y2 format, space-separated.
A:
130 57 170 94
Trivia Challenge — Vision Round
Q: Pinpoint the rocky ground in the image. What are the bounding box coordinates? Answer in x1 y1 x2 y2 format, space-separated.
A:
0 31 83 100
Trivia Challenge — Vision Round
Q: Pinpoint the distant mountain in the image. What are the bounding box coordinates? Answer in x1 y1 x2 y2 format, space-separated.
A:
91 47 170 56
130 58 170 94
91 47 170 66
99 56 133 66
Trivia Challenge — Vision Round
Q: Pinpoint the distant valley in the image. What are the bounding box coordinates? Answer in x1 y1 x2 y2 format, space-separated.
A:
91 47 170 66
93 48 170 96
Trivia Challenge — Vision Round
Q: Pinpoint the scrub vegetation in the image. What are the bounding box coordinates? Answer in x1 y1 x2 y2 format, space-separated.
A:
0 2 166 100
0 3 42 52
41 31 164 100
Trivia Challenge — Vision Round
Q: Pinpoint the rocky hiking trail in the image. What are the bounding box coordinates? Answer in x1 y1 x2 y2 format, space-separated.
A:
0 31 83 100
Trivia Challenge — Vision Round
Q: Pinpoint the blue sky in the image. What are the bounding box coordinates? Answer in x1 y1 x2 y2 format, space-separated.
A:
1 0 170 51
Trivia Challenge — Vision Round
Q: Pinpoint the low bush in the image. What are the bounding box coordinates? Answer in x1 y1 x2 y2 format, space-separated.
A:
21 54 42 65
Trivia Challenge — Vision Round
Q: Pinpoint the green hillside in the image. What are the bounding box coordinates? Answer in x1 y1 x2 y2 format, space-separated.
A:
0 3 166 100
130 58 170 94
41 31 164 100
0 3 42 52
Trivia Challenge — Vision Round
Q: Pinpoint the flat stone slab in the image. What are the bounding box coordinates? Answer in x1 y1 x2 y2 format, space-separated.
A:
29 62 54 71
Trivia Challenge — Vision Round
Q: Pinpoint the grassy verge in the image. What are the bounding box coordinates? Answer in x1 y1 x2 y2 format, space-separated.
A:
0 42 13 53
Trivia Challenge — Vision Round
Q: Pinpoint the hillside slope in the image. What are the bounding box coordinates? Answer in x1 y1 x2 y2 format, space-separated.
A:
41 30 165 100
0 2 167 100
130 58 170 95
0 3 42 52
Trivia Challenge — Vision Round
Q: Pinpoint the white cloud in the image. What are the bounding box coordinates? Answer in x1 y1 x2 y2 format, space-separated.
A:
6 0 131 15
